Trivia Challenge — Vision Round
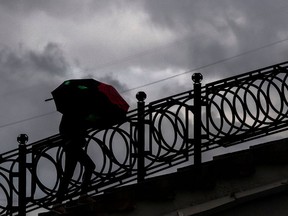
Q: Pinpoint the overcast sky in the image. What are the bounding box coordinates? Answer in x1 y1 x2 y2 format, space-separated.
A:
0 0 288 152
0 0 288 215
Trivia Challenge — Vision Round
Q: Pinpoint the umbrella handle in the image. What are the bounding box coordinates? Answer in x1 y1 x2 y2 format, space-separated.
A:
45 98 54 102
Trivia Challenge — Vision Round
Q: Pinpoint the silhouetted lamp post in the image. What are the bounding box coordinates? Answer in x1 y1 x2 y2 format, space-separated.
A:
18 134 28 216
136 91 146 182
192 73 203 166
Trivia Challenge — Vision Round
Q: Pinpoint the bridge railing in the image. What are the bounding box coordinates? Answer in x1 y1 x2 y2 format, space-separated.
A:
204 61 288 147
1 61 288 215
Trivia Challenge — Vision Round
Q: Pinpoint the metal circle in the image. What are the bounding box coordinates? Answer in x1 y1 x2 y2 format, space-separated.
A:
192 73 203 83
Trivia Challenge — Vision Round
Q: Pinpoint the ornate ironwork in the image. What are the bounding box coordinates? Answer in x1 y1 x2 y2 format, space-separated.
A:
204 62 288 147
0 61 288 215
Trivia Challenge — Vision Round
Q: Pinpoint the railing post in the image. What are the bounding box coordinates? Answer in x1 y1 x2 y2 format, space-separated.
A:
17 134 28 216
192 73 203 166
136 91 147 182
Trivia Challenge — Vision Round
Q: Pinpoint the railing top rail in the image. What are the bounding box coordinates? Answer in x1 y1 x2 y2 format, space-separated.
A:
144 61 288 109
206 61 288 89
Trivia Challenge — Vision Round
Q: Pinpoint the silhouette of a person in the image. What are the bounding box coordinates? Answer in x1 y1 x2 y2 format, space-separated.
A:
54 113 95 210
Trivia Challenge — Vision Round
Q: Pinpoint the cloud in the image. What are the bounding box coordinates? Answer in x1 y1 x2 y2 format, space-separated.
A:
0 43 70 84
28 43 69 76
138 0 288 76
0 43 72 153
0 0 109 17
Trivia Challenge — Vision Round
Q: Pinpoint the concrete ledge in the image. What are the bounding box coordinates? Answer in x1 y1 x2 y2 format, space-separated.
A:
164 179 288 216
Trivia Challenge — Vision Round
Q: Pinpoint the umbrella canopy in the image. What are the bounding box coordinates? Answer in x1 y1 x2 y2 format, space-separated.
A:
51 79 129 127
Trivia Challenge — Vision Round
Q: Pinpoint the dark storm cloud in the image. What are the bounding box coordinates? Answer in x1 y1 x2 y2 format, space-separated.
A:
28 43 70 76
137 0 288 78
0 43 70 81
141 0 207 29
0 43 70 148
0 0 129 18
0 0 89 14
141 0 287 41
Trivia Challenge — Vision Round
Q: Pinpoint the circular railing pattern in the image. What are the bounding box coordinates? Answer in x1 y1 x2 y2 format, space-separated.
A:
205 70 288 146
0 172 13 215
145 101 193 167
87 124 138 181
27 121 137 204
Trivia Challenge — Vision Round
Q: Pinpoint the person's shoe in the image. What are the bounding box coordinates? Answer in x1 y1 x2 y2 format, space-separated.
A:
52 203 67 214
78 194 96 204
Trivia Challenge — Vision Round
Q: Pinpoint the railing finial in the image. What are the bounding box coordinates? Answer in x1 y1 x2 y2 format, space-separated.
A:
136 91 147 102
192 73 203 83
17 134 29 145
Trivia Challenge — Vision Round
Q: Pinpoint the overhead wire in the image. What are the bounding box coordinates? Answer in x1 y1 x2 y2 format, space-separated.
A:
1 36 288 129
0 111 57 129
121 36 288 92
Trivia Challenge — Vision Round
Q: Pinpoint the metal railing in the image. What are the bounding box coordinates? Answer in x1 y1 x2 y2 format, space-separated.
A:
1 61 288 215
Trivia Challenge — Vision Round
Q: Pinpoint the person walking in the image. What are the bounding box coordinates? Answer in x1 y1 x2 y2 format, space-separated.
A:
53 114 96 213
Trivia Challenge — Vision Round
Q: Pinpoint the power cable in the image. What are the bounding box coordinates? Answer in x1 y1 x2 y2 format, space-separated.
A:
1 36 288 128
121 36 288 92
0 111 57 129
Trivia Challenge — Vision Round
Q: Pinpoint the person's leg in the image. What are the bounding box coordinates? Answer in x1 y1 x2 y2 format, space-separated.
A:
55 137 95 204
55 145 78 203
76 147 96 195
53 144 78 213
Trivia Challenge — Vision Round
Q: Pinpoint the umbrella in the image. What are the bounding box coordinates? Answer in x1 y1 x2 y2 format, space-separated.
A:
51 79 129 127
